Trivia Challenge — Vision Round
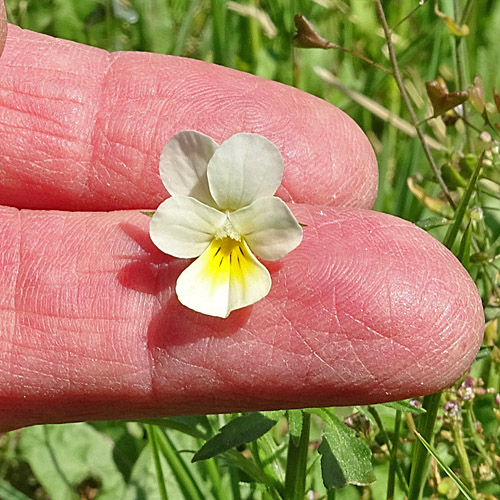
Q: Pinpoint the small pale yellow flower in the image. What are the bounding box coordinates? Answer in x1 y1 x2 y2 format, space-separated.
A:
150 130 303 318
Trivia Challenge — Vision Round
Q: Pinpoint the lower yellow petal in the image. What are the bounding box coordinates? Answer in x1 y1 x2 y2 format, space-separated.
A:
176 237 271 318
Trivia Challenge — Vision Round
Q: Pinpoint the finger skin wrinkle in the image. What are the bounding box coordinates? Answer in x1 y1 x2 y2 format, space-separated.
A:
1 26 378 211
0 204 485 425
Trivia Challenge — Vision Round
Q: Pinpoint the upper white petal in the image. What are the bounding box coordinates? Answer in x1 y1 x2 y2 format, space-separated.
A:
207 133 284 210
159 130 219 206
176 238 271 318
229 197 303 261
150 195 226 258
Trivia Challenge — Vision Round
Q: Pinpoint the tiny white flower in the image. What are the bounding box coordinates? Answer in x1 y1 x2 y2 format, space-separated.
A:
150 130 303 318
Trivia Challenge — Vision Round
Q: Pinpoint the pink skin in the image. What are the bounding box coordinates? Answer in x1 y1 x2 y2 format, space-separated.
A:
0 4 484 431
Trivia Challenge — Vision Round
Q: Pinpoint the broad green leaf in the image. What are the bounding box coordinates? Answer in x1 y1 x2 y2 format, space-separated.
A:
192 413 278 462
134 415 212 439
318 439 347 489
380 400 427 415
259 409 286 421
309 408 375 488
19 423 125 500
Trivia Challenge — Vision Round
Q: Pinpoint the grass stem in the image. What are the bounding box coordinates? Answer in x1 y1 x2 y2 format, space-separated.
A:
408 392 441 500
375 0 456 209
145 424 169 500
284 411 310 500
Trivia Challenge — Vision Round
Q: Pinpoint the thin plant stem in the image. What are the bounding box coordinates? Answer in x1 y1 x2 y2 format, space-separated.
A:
453 0 473 152
465 402 498 477
155 429 205 500
450 418 477 496
367 407 408 496
374 0 456 209
248 0 262 71
284 411 310 500
391 0 430 31
211 0 228 66
145 424 169 500
203 457 225 499
459 0 475 26
387 410 402 500
407 392 441 500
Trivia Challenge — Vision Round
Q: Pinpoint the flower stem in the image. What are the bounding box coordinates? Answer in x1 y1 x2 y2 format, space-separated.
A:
387 410 402 500
145 424 169 500
407 392 441 500
450 417 476 496
284 411 310 500
374 0 456 209
453 0 473 153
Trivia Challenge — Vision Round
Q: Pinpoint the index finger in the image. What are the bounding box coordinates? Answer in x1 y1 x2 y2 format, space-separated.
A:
0 25 377 211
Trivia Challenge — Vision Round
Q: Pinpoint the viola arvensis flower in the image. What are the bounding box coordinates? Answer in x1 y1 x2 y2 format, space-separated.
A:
149 130 303 318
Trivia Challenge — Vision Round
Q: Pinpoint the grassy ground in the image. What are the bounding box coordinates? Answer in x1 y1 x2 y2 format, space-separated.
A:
1 1 499 499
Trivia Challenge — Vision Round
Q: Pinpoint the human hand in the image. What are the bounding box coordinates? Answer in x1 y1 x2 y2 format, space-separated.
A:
0 1 483 432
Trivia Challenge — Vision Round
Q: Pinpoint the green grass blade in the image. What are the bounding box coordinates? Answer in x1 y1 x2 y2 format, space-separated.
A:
0 478 33 500
211 0 228 66
145 424 169 500
407 391 441 500
413 431 475 500
173 0 201 56
155 429 205 500
444 153 484 250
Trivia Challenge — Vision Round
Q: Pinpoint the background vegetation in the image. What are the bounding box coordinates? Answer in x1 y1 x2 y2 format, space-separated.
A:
1 0 499 499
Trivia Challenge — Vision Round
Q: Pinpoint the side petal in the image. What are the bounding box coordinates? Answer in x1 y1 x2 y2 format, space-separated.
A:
207 133 284 210
229 197 303 261
176 238 271 318
160 130 219 206
150 195 226 258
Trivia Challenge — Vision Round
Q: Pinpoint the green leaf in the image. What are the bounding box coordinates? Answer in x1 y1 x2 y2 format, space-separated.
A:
192 413 278 462
457 222 472 268
475 345 493 361
380 400 427 415
140 211 155 218
416 217 451 231
444 153 484 250
0 478 33 500
309 408 375 488
133 416 212 440
223 450 282 495
441 164 467 190
19 423 126 500
260 409 286 421
318 439 347 489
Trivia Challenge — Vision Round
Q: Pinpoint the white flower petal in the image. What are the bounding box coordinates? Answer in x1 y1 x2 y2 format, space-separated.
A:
207 133 284 210
229 197 303 261
176 237 271 318
160 130 219 206
150 196 226 258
